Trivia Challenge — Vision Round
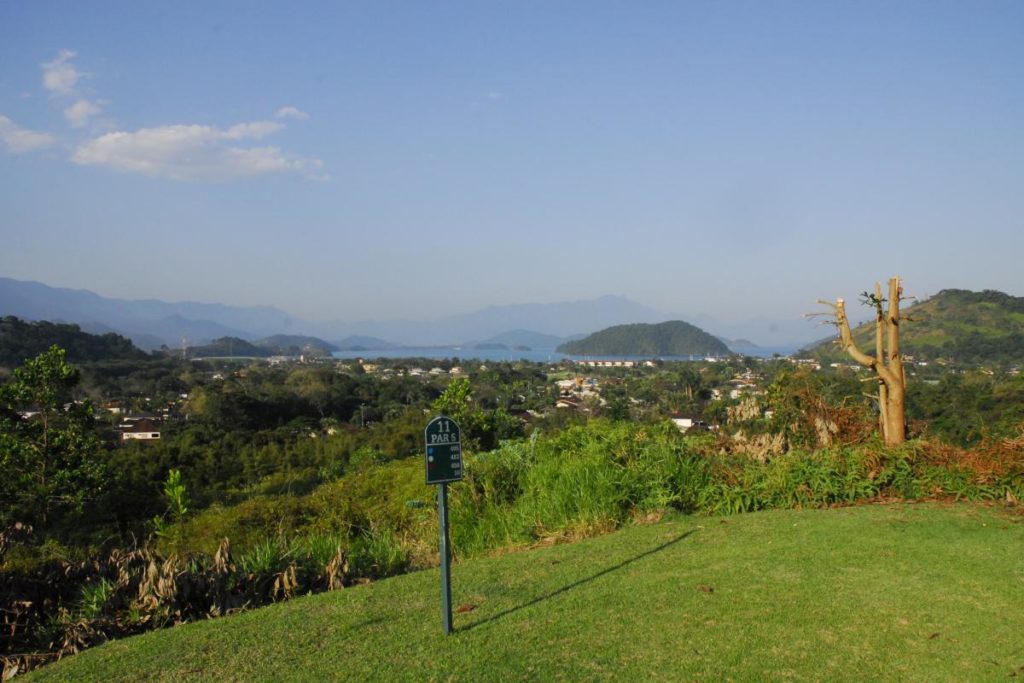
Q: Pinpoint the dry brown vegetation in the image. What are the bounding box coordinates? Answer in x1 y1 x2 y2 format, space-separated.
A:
0 535 355 678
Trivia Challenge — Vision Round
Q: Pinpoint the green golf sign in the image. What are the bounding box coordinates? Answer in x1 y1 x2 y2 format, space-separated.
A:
425 415 462 635
424 416 463 484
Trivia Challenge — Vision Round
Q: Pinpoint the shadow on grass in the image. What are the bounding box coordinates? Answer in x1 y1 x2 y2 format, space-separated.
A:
461 528 697 632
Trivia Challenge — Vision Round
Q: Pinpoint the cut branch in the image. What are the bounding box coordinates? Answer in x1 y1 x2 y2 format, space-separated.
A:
824 276 908 446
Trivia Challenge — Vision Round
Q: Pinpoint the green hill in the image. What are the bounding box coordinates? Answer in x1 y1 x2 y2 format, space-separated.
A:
195 334 340 358
185 336 271 358
253 334 338 356
0 316 148 368
558 320 731 356
806 289 1024 366
30 503 1024 682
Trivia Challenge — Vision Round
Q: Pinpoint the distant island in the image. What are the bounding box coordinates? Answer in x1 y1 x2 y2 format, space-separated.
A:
334 336 398 351
472 329 573 349
723 338 761 353
186 336 272 358
557 320 731 356
253 335 338 356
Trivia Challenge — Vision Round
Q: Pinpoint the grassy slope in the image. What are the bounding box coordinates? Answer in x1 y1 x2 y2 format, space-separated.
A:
809 289 1024 364
32 503 1024 682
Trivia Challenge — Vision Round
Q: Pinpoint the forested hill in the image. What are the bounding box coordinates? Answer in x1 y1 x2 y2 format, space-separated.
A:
185 336 272 358
253 335 338 356
557 320 731 356
198 335 337 358
0 316 149 368
806 289 1024 366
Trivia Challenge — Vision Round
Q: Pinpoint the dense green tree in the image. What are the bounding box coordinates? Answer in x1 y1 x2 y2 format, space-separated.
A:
0 346 107 530
906 371 1024 445
432 378 490 448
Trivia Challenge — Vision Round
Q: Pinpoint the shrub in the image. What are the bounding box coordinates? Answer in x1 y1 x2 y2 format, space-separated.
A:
348 525 409 579
452 420 705 552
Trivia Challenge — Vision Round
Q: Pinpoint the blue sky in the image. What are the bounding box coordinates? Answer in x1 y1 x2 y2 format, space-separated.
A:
1 1 1022 325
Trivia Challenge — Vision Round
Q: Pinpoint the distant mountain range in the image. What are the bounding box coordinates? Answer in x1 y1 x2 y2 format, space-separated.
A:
311 295 670 347
0 276 820 352
0 277 298 350
0 278 671 350
803 289 1024 366
558 321 731 357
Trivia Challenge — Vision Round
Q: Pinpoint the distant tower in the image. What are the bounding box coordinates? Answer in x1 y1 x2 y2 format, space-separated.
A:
181 336 188 359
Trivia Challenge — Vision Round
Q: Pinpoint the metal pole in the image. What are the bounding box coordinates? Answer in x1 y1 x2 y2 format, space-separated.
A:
438 482 453 634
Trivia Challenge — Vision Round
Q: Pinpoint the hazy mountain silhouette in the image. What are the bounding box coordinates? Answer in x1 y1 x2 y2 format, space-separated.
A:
1 276 820 351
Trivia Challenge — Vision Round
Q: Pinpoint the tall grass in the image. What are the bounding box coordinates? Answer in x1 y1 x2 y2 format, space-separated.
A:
117 419 1024 576
163 420 1023 561
451 421 708 553
5 419 1022 677
348 525 409 578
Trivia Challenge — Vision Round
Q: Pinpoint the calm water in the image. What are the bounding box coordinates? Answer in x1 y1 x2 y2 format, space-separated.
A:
331 345 796 363
332 347 570 363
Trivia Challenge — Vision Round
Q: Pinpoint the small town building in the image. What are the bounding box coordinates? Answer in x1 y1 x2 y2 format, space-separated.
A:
120 417 161 441
576 359 639 368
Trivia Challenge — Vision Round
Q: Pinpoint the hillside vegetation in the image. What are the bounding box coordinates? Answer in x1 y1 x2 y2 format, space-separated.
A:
558 320 730 356
184 337 271 358
807 289 1024 366
29 503 1024 682
253 335 338 356
4 321 1024 677
0 317 147 368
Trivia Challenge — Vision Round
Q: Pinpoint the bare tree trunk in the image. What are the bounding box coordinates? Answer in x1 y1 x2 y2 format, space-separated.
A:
874 282 888 436
884 277 906 445
827 276 907 447
885 380 906 446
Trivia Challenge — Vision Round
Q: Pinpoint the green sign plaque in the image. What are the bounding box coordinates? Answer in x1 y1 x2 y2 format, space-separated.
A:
424 416 463 485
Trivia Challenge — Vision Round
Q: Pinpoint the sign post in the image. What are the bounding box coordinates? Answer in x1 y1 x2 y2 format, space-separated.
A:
424 416 463 635
437 482 452 634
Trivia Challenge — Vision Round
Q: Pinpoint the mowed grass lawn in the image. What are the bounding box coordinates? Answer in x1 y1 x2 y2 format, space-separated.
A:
31 503 1024 682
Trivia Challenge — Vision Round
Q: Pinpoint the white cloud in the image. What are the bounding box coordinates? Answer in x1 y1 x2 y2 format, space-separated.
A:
64 99 102 128
72 121 326 181
0 114 57 153
275 106 309 120
224 120 283 140
487 91 505 101
42 50 81 96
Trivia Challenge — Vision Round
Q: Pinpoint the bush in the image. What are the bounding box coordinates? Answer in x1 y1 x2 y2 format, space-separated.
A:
6 418 1022 677
348 526 409 579
451 420 706 553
